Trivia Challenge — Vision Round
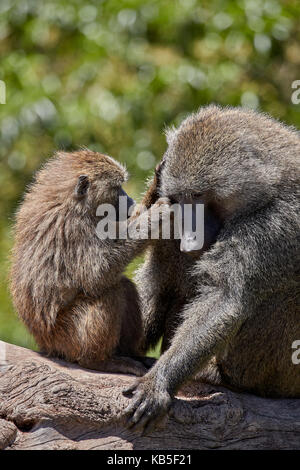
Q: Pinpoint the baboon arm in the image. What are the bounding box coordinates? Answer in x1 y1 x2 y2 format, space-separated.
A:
136 256 170 352
134 158 165 215
139 290 170 353
88 200 170 292
123 292 241 433
135 242 186 353
141 176 159 208
147 292 240 395
74 237 148 294
71 209 156 293
139 285 186 353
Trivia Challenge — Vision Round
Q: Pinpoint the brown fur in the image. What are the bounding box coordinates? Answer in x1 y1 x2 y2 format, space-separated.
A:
10 150 153 374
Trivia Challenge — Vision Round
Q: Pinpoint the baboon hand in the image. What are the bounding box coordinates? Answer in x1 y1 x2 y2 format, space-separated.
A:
135 196 170 217
123 375 172 434
150 197 171 218
148 197 172 239
154 196 170 207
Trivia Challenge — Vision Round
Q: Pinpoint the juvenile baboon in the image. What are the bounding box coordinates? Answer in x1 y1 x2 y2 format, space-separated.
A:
10 149 165 374
124 105 300 431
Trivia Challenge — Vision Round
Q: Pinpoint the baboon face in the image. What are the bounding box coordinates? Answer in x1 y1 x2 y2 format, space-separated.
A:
158 106 285 253
38 150 135 218
72 152 135 215
160 106 280 210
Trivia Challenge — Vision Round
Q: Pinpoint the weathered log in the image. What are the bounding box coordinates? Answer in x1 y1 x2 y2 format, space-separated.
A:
0 340 299 450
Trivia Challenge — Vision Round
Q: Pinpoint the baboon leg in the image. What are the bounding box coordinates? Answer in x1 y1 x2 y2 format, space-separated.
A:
161 297 187 353
216 293 300 397
192 358 223 386
162 299 223 386
113 276 153 374
135 238 197 355
45 294 122 366
117 276 143 357
49 293 148 376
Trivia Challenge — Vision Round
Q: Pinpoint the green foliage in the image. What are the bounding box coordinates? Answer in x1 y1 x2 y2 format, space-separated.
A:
0 0 300 348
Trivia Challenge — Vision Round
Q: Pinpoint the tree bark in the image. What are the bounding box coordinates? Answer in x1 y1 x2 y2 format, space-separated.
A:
0 340 299 450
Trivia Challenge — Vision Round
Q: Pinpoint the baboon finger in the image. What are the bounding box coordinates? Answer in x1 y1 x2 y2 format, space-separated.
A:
122 381 140 397
129 407 154 433
130 400 149 425
124 394 144 426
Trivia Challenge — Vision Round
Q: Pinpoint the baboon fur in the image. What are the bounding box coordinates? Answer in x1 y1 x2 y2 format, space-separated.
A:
125 105 300 432
10 150 159 373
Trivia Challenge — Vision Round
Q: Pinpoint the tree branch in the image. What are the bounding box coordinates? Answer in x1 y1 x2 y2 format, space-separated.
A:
0 341 299 450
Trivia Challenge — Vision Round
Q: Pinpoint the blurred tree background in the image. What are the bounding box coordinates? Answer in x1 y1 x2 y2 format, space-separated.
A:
0 0 300 349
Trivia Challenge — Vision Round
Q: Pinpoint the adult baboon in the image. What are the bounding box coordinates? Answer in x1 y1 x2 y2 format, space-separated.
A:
125 105 300 432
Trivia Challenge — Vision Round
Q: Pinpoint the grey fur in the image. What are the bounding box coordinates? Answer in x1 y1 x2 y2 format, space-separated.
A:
124 105 300 432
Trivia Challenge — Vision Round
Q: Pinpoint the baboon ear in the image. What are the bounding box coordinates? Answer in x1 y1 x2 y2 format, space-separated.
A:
75 175 89 199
